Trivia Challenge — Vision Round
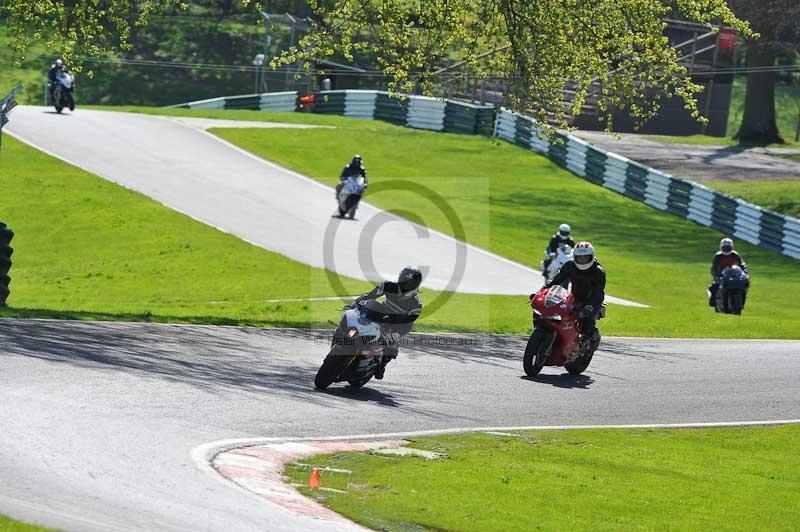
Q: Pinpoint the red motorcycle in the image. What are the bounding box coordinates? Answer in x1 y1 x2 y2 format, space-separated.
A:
523 285 604 377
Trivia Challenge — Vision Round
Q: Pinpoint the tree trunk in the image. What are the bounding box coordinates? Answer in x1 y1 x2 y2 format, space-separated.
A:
734 43 784 145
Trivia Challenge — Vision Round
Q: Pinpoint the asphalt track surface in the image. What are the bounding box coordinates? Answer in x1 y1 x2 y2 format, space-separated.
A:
2 319 799 531
6 106 641 305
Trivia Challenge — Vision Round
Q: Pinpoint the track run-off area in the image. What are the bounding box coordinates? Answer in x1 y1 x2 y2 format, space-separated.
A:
1 319 799 531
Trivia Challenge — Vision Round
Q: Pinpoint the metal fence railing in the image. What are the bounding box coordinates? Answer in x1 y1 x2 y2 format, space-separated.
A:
0 84 23 152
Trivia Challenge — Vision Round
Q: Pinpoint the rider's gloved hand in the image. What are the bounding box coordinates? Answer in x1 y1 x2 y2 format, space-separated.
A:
386 331 402 347
578 305 594 319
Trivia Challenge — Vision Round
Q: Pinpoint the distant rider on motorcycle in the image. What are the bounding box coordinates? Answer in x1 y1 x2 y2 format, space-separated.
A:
708 238 748 306
544 241 605 348
47 58 68 102
347 266 422 379
336 154 368 200
542 223 575 276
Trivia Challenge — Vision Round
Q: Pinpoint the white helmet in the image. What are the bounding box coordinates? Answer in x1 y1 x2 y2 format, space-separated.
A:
558 223 571 240
573 241 595 270
720 238 734 255
55 58 63 68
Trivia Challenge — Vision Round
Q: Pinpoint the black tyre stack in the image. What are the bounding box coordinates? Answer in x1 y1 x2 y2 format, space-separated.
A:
0 222 13 306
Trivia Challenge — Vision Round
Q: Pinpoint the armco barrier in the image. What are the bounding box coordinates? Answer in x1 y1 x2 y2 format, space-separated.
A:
494 108 800 260
170 92 799 260
173 91 298 112
173 90 495 136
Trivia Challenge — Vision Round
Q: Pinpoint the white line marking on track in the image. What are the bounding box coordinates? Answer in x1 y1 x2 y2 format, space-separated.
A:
193 418 800 462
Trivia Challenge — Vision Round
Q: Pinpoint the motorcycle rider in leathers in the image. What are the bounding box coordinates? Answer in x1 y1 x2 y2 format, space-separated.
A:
708 237 749 306
544 241 605 349
336 154 368 202
542 223 575 278
347 266 422 380
47 58 68 103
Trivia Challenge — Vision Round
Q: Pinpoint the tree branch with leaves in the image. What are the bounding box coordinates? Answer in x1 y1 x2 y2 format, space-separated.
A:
272 0 751 133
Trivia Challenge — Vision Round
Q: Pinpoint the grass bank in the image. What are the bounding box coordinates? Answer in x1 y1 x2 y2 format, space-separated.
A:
298 425 800 531
2 109 799 337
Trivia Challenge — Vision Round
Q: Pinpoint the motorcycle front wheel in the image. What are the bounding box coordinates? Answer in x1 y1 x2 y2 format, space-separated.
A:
565 350 594 375
347 373 373 389
314 345 355 390
523 327 552 377
729 293 744 315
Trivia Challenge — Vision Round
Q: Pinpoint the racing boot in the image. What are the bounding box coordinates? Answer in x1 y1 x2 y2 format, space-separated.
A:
375 346 398 380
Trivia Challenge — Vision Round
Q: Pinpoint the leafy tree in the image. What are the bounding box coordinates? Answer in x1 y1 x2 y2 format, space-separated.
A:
3 0 752 133
272 1 751 132
1 1 186 69
728 0 800 144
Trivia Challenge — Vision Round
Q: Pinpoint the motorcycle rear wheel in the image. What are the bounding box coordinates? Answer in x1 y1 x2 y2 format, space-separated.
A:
314 346 355 390
523 327 551 377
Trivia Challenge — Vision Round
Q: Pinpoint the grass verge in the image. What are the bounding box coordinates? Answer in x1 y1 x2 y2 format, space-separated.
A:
0 514 55 532
298 425 800 532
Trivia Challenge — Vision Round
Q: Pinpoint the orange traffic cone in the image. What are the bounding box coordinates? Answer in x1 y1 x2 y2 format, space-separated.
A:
309 467 321 490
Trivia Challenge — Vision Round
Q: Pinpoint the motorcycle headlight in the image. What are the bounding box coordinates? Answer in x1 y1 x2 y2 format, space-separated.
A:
346 328 358 338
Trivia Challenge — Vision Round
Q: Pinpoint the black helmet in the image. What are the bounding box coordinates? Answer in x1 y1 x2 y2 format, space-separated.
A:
351 154 362 166
398 266 422 295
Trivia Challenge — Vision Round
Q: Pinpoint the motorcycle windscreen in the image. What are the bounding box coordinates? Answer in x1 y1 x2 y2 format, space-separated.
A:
544 285 569 307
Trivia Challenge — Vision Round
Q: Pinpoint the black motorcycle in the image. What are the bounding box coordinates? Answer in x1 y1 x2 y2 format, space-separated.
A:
714 265 750 315
50 72 75 114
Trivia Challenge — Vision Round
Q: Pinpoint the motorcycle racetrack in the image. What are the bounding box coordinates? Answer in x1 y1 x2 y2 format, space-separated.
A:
2 106 800 531
2 319 799 531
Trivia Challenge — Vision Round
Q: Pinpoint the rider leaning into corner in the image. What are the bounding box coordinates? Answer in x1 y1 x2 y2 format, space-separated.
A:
347 266 423 380
708 237 748 306
336 154 368 200
543 223 575 272
544 241 605 349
